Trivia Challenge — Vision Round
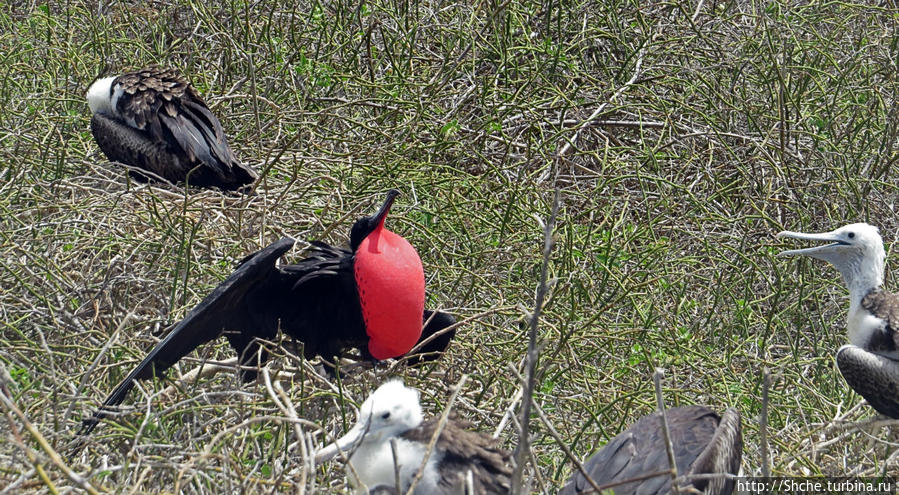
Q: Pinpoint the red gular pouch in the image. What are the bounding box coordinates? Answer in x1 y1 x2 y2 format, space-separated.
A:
354 225 425 360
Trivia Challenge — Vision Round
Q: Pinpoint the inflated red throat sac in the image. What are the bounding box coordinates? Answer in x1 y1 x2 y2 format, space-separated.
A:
354 192 425 359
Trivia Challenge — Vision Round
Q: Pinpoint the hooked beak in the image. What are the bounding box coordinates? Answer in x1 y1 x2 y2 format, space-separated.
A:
348 189 403 251
776 229 849 257
314 422 367 465
372 189 400 228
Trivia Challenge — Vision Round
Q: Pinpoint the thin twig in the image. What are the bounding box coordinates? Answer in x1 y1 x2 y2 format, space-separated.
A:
493 364 524 439
653 368 679 495
396 306 515 367
175 415 322 491
510 365 603 495
3 403 59 495
511 187 561 493
0 363 102 495
553 43 648 159
390 438 401 494
266 369 311 494
66 311 136 427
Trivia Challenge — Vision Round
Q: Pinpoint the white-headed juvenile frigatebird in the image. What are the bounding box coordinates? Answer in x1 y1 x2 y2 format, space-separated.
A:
314 379 512 494
78 190 455 435
86 66 257 191
778 222 899 418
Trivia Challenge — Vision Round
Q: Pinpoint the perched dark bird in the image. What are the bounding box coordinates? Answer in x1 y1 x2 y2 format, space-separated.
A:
85 66 257 191
315 380 512 495
79 190 456 435
559 406 742 495
778 222 899 418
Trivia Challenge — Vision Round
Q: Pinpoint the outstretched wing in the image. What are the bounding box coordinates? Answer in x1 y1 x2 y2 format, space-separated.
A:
78 238 295 435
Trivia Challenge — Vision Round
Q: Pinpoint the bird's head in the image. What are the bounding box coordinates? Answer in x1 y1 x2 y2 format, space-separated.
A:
314 380 423 464
777 222 885 293
351 190 425 360
85 76 119 115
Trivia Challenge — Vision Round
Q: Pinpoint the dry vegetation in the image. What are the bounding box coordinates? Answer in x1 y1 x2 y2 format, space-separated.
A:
2 0 899 492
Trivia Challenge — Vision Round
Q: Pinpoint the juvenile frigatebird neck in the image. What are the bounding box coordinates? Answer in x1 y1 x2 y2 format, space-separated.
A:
833 250 884 311
778 224 885 322
840 253 886 348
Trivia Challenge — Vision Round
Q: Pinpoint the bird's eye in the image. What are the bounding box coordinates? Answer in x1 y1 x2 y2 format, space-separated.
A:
848 232 855 239
381 412 391 419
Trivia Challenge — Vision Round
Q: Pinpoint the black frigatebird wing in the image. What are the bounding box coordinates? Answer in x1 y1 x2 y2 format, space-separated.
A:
78 238 295 435
79 191 461 437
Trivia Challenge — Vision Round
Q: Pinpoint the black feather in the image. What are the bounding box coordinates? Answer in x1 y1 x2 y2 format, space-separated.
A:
88 66 256 191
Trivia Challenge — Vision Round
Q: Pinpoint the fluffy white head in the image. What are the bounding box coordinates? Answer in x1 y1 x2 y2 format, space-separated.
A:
778 222 885 302
315 379 423 463
354 379 423 443
85 76 118 115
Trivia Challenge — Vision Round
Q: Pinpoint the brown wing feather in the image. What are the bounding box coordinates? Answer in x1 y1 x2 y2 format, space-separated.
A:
686 407 742 495
403 417 512 494
860 289 899 352
559 406 740 495
182 99 232 163
115 66 193 135
107 66 256 190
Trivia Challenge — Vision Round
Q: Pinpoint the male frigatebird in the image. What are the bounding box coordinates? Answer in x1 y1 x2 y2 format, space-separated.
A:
559 406 742 495
315 380 512 494
79 190 456 435
86 66 257 191
778 222 899 418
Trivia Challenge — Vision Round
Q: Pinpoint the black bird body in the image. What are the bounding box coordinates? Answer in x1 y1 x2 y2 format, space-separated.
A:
559 406 742 495
86 66 257 191
80 192 456 435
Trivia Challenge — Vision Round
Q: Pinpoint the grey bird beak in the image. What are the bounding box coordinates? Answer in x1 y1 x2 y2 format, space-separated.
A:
314 422 367 465
776 229 848 257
